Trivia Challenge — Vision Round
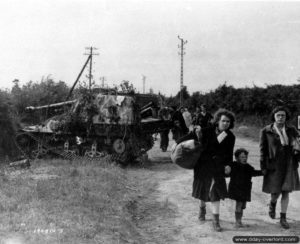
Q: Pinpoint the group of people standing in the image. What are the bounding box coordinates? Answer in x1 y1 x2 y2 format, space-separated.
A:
179 104 214 133
176 106 300 232
158 104 213 151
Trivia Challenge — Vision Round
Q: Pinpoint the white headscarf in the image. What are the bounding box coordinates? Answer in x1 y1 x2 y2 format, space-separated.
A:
273 123 289 146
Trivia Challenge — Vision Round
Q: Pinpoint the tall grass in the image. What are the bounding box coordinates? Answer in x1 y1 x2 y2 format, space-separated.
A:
0 159 145 243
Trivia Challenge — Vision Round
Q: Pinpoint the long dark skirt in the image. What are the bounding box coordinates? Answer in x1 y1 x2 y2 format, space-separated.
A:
192 176 227 202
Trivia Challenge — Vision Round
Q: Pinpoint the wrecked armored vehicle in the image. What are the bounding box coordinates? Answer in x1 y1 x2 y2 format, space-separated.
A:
15 88 172 165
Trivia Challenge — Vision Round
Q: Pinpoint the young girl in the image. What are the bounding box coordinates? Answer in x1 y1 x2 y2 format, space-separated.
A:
228 148 263 228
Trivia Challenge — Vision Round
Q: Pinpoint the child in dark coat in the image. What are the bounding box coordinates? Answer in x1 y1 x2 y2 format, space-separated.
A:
228 148 263 228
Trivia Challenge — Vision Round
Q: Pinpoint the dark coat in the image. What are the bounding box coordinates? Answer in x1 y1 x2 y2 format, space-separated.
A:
193 112 213 128
259 124 300 193
196 127 235 178
177 126 235 201
228 162 262 202
171 110 189 141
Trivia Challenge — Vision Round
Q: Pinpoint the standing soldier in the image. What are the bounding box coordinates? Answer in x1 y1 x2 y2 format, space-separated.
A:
158 107 172 152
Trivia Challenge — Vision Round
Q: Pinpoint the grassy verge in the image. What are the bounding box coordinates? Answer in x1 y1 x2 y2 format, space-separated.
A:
0 159 166 244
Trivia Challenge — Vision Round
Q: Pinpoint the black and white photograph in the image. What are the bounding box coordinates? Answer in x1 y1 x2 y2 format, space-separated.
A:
0 0 299 243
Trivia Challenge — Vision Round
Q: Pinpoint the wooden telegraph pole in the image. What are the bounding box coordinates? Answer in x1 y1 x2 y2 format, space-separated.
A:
178 36 187 107
142 75 146 93
66 47 98 100
85 47 99 90
100 76 106 87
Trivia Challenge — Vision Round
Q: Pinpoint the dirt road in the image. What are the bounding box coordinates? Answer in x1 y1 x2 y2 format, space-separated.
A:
142 135 300 244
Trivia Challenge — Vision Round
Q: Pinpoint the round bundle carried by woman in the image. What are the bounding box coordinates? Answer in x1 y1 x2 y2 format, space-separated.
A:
171 139 202 169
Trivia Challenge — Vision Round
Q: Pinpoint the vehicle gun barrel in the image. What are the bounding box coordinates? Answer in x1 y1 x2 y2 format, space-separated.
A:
25 100 77 111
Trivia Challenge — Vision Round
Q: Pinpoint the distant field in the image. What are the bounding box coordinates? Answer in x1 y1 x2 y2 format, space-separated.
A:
233 122 261 142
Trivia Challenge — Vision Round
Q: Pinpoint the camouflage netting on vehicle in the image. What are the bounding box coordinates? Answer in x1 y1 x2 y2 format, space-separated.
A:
29 90 142 134
14 88 172 165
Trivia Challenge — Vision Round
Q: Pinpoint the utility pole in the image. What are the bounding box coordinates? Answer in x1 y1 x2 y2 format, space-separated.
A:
100 76 106 87
85 47 99 90
142 75 146 93
178 36 187 107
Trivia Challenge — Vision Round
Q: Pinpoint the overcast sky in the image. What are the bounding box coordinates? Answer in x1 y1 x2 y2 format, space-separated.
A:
1 0 300 96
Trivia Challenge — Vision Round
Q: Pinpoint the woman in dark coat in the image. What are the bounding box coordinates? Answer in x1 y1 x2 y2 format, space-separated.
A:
228 148 263 228
177 108 235 232
259 106 300 229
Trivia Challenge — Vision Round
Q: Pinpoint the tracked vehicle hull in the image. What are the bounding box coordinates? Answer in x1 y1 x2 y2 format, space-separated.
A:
16 91 172 165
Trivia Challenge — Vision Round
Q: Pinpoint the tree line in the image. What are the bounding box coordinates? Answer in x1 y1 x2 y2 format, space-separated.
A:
0 78 69 158
3 79 300 127
165 83 300 126
0 78 300 159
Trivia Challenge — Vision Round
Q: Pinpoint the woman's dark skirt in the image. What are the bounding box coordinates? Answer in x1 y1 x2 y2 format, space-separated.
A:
192 176 227 202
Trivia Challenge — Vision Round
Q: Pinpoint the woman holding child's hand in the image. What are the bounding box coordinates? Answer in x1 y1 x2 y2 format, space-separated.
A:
176 108 236 232
259 106 300 229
